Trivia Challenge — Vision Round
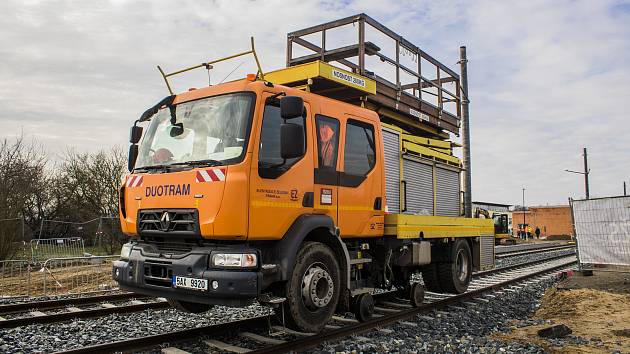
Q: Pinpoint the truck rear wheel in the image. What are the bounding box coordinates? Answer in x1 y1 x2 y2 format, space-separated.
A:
279 241 340 333
437 239 472 294
167 299 214 313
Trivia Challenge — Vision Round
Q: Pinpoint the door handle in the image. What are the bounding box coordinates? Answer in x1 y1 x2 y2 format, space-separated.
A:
373 197 382 210
302 192 314 207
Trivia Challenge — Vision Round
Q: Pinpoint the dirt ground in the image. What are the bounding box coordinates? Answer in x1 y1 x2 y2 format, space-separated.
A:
0 263 116 298
495 271 630 353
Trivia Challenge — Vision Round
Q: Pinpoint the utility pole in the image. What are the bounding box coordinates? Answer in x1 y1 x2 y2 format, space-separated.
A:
564 147 590 199
624 181 627 196
583 147 589 199
460 46 472 217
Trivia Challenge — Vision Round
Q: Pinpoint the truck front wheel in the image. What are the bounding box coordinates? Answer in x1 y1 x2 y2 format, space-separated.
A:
280 241 340 333
437 239 472 294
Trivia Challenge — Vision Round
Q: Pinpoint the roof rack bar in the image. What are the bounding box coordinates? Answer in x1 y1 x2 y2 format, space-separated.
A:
157 37 264 95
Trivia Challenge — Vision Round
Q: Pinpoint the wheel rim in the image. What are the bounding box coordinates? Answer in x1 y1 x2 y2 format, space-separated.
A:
455 249 469 282
301 263 334 311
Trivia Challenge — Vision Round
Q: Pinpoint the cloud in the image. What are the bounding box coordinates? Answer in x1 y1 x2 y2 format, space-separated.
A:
1 0 628 205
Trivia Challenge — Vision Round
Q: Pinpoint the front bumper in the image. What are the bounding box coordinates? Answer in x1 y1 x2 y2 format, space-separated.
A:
112 243 262 307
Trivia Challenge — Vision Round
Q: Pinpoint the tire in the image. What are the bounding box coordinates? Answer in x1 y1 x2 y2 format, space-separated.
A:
421 263 442 293
278 241 341 333
437 239 472 294
167 299 213 313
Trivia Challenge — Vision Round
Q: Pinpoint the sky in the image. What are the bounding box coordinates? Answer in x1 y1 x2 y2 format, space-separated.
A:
1 0 629 206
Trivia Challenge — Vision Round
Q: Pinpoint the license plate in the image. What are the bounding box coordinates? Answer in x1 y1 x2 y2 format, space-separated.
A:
172 276 208 291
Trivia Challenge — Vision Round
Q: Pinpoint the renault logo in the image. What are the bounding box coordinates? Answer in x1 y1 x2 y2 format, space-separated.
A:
160 211 171 231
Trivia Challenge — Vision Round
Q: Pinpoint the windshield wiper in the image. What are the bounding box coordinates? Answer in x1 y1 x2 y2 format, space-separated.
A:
134 164 171 173
169 159 223 167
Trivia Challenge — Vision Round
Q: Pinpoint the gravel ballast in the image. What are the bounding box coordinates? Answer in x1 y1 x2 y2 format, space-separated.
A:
1 303 274 353
312 276 562 354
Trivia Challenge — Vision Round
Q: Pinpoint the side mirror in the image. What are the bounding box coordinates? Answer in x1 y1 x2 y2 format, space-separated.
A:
280 96 304 119
130 125 143 144
128 145 139 171
280 123 305 159
169 123 184 137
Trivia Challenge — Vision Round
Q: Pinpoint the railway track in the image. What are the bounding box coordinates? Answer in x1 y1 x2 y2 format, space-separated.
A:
495 244 575 259
0 293 169 328
0 251 574 330
495 242 572 254
52 254 577 354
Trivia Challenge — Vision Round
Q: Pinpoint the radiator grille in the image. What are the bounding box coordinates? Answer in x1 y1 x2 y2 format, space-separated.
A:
137 209 199 235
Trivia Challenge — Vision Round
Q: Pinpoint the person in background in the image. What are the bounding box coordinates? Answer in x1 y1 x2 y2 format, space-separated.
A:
527 226 533 239
535 227 541 239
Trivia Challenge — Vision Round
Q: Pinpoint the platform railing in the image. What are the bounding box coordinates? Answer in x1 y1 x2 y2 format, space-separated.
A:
286 13 462 134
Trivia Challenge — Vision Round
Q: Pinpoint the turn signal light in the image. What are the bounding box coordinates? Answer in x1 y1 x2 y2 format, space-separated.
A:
246 73 257 81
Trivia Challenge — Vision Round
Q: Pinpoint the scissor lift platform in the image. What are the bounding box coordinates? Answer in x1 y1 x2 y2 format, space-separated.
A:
268 13 463 140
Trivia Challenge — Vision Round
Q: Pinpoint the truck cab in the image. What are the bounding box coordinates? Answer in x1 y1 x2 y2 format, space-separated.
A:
115 77 388 330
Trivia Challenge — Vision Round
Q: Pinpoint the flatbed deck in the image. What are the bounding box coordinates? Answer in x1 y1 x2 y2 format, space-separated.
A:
385 214 494 239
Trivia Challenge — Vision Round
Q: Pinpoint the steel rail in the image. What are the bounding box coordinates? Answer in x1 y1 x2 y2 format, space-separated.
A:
495 245 575 259
52 256 576 354
0 293 145 316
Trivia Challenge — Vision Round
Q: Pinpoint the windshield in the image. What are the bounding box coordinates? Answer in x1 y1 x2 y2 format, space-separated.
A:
136 92 254 169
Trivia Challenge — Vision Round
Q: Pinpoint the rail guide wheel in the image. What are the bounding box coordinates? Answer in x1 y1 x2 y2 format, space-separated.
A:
410 282 425 307
353 292 374 322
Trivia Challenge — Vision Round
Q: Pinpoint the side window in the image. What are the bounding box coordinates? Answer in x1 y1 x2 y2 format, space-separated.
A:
316 116 340 170
344 120 376 176
258 99 305 178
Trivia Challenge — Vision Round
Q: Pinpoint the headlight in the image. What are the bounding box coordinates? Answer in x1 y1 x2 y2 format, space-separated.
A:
211 253 257 268
120 243 133 260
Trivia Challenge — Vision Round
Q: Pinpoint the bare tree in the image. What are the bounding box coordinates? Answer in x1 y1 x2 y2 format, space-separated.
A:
0 136 127 258
0 137 47 259
54 147 126 253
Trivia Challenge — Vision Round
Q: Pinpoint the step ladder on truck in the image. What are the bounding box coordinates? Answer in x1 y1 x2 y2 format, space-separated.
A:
113 13 495 333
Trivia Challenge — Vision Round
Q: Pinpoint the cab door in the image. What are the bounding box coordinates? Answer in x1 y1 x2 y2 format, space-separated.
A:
248 93 314 240
337 116 384 237
313 114 341 225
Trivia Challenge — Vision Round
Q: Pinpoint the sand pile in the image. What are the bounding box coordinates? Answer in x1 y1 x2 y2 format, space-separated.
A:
496 283 630 353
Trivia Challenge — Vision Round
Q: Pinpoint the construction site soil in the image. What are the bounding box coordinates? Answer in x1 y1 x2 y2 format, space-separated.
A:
496 271 630 353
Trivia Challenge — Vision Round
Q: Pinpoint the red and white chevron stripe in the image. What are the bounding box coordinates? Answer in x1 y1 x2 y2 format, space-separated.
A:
126 175 143 188
195 168 227 183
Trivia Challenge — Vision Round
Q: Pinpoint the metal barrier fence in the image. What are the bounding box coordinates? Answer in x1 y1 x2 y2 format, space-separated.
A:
0 260 32 298
570 196 630 271
30 237 86 262
0 256 119 298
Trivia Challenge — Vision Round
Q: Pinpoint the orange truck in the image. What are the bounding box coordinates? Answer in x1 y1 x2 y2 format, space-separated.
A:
114 14 494 332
